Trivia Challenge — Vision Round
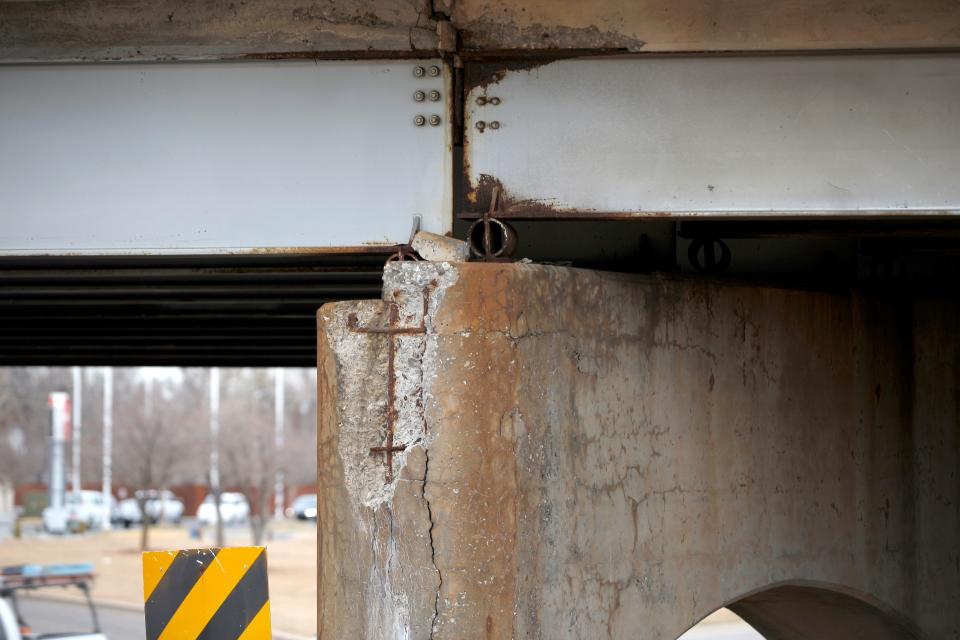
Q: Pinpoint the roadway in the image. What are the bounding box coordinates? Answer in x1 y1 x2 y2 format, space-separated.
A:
13 597 315 640
17 596 762 640
16 596 144 639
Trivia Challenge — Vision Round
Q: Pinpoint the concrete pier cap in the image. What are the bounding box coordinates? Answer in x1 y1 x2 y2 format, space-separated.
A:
317 261 959 640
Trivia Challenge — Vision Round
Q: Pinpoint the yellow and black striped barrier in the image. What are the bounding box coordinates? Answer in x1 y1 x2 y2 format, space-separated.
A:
142 547 271 640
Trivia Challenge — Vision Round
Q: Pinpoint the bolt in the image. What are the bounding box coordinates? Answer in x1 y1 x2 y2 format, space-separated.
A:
429 90 441 102
429 115 441 126
489 121 500 130
490 97 501 106
476 96 488 106
428 65 441 77
413 90 426 102
414 114 426 126
413 66 425 78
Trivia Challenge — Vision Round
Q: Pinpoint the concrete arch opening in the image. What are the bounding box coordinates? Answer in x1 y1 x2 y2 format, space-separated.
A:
678 608 763 639
679 583 919 640
729 584 918 640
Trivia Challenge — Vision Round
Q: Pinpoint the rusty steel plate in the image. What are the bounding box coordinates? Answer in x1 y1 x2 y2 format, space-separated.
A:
0 60 451 254
464 54 960 219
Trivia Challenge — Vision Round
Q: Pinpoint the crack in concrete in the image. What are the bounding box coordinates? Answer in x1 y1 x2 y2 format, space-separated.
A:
422 447 442 638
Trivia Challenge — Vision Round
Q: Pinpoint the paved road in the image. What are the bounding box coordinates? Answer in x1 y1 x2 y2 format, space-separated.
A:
14 597 311 640
16 596 145 639
679 621 765 640
16 596 759 640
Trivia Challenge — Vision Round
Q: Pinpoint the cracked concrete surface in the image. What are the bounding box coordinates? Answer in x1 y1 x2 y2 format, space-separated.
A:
318 263 959 639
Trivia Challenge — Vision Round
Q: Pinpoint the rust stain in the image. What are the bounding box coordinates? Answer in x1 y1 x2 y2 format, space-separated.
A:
462 172 606 221
463 58 558 93
464 173 507 214
455 17 647 58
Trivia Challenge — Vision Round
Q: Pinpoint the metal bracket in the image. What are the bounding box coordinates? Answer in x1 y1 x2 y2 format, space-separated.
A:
688 237 732 274
467 186 517 261
386 215 422 265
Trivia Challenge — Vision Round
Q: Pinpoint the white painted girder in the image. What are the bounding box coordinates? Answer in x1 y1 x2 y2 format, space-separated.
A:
0 60 451 254
465 54 960 218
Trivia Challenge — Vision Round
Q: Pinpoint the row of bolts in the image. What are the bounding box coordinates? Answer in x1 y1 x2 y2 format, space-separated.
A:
413 65 443 126
412 64 500 130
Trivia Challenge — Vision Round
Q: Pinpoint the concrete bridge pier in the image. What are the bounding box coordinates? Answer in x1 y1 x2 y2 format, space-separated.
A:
317 262 959 640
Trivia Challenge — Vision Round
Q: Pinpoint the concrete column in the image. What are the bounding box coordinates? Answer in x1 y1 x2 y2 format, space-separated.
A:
317 263 959 640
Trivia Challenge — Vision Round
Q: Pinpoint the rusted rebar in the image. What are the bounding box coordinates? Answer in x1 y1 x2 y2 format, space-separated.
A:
346 284 434 482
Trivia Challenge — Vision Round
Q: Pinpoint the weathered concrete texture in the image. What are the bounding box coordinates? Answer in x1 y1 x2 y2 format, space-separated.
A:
318 262 458 638
5 0 959 62
0 0 437 62
318 263 959 639
451 0 960 51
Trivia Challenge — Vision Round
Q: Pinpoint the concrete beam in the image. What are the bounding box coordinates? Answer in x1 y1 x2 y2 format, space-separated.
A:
450 0 960 52
0 0 437 62
3 0 957 62
318 262 959 639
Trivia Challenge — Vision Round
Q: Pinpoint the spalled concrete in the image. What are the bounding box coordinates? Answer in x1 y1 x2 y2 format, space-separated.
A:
318 262 457 638
318 263 959 639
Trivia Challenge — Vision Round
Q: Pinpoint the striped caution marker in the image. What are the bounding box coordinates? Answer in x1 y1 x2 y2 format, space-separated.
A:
142 547 271 640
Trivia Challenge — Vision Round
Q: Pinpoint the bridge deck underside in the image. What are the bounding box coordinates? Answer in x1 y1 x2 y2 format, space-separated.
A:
0 254 386 366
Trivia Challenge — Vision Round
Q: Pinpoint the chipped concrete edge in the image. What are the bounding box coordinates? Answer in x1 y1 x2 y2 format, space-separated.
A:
362 261 458 508
317 260 460 507
317 260 459 639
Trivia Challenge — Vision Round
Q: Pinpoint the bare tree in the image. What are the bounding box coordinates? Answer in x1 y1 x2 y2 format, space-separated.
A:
113 370 197 551
0 365 313 546
219 369 276 545
0 368 72 486
283 369 318 491
0 369 31 485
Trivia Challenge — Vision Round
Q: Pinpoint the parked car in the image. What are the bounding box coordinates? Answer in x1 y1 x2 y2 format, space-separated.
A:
0 563 107 639
289 494 317 521
197 492 249 526
42 491 109 534
113 490 184 528
114 498 143 528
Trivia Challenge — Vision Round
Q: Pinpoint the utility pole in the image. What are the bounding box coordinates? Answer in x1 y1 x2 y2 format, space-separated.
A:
71 367 83 496
209 367 224 547
48 392 70 521
273 368 285 520
101 367 113 531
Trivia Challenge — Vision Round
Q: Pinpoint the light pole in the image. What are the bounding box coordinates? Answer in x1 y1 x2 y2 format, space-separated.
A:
71 367 83 497
273 368 285 520
209 367 223 546
101 367 113 531
48 392 70 518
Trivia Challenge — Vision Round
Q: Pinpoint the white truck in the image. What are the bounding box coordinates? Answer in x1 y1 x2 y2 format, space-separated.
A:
0 564 106 640
42 491 110 534
114 490 184 528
